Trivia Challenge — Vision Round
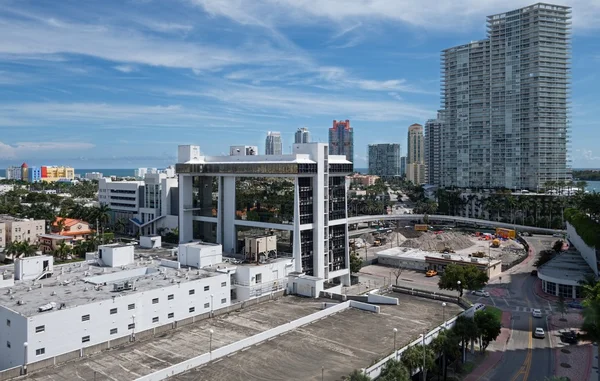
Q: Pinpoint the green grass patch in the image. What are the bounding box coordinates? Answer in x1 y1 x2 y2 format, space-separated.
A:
461 361 475 374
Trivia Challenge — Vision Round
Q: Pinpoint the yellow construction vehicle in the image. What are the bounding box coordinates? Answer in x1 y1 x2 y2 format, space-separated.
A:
491 239 500 248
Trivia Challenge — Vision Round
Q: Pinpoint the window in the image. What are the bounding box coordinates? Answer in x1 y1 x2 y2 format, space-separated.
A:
82 314 90 322
204 285 210 291
221 298 227 304
189 307 195 313
152 317 159 323
110 308 118 315
6 319 10 327
168 294 174 300
255 274 262 284
6 341 10 348
128 303 135 310
221 282 227 287
82 336 90 343
35 325 45 333
168 312 174 319
204 303 210 308
189 289 195 295
152 298 159 304
36 348 45 356
128 323 135 330
110 328 118 335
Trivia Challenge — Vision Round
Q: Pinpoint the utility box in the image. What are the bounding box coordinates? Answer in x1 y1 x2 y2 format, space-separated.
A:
178 242 223 268
99 244 135 267
178 145 201 162
230 146 258 156
15 255 54 281
244 235 277 262
140 236 162 249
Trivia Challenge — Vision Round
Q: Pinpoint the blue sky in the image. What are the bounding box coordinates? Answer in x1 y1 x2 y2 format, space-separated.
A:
0 0 599 169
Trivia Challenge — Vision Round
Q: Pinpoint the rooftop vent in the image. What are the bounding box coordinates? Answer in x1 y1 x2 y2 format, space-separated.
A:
38 302 56 312
17 300 24 305
51 291 57 296
112 281 133 292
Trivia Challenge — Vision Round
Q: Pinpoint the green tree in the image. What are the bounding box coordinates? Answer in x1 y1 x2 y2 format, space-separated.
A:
346 370 371 381
400 344 435 378
556 295 568 320
474 309 502 353
52 241 72 262
18 241 38 257
452 315 478 363
580 298 600 381
379 359 410 381
431 329 461 380
350 250 363 274
438 264 489 297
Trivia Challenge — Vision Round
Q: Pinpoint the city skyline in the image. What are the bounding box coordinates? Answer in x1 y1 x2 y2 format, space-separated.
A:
0 1 599 169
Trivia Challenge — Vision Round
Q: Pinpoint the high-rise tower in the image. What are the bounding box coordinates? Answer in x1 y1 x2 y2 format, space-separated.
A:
265 131 282 155
294 128 311 144
328 120 353 163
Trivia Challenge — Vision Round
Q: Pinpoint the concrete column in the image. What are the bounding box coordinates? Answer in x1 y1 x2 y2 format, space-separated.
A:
221 176 237 254
293 178 302 273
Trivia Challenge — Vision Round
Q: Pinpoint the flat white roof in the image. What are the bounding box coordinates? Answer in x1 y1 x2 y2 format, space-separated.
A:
377 247 501 266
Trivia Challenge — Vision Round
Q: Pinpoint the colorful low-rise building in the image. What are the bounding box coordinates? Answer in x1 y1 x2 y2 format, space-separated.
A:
38 233 74 254
51 217 93 240
41 166 76 182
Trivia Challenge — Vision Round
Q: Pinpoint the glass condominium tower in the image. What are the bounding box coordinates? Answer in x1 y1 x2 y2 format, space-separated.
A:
441 3 571 191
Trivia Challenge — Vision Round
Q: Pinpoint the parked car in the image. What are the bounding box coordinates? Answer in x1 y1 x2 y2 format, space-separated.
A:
425 269 438 277
534 327 545 338
568 301 583 309
560 331 578 344
532 309 543 318
471 289 490 297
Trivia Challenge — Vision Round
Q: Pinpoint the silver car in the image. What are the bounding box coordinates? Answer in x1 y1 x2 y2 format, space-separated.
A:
471 289 490 297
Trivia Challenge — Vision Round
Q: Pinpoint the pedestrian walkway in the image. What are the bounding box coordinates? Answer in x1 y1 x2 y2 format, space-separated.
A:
464 311 512 381
547 313 592 381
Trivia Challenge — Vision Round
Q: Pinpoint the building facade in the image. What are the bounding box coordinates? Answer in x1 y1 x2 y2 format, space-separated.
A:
294 128 311 144
329 120 354 163
400 157 406 177
406 124 426 184
425 113 444 185
176 143 353 296
0 216 45 245
41 166 75 182
84 172 104 181
5 166 23 181
98 174 178 235
368 144 401 177
265 131 283 155
441 4 571 190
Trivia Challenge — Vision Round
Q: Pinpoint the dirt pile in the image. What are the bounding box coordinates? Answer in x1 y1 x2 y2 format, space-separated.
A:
401 232 474 252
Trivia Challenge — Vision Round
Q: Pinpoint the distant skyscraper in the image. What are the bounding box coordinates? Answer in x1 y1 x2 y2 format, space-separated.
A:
368 144 401 177
425 113 444 185
441 3 571 190
329 120 353 162
400 157 407 177
294 128 311 144
265 131 282 155
406 124 426 185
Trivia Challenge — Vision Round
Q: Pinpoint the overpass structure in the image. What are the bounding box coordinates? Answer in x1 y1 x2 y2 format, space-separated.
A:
348 214 565 235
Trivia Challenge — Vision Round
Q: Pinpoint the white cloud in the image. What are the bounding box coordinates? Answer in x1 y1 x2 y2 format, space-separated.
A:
191 0 600 31
114 65 137 73
0 141 95 159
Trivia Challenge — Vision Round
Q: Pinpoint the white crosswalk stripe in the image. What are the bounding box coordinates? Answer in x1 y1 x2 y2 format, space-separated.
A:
513 306 552 314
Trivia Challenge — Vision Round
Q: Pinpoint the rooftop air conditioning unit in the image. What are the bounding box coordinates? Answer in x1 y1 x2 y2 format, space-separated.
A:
38 302 56 312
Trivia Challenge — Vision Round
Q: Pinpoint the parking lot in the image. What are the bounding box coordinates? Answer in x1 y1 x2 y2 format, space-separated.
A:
172 293 462 381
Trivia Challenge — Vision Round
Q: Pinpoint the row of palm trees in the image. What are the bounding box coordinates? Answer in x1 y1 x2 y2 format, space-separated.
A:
3 232 113 262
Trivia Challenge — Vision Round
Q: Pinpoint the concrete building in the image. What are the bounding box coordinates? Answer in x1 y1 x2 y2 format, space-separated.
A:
425 113 443 186
265 131 283 155
0 222 5 248
0 246 230 371
295 128 311 144
347 174 379 187
84 172 103 181
368 144 401 177
41 166 75 182
38 234 74 254
0 215 45 245
376 247 502 279
51 218 93 241
98 173 178 236
5 166 23 181
400 157 406 177
176 142 353 297
441 4 571 190
406 124 426 185
329 120 354 163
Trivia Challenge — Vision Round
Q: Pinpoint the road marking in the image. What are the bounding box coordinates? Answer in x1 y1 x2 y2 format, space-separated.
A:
509 317 533 381
490 296 497 307
547 300 553 312
503 298 510 307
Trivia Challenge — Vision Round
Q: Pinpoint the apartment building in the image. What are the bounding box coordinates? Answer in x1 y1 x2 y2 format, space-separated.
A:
441 3 571 190
0 215 45 245
265 131 283 155
425 113 444 186
294 128 311 144
329 120 354 163
368 144 401 177
406 124 426 185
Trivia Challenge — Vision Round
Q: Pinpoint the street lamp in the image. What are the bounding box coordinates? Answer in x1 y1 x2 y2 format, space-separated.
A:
457 280 462 298
442 302 447 329
421 332 427 381
209 329 214 359
393 328 398 354
210 294 214 317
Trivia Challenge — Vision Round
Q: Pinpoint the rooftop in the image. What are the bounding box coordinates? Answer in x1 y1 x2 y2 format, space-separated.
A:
538 249 595 283
0 253 219 317
377 246 501 266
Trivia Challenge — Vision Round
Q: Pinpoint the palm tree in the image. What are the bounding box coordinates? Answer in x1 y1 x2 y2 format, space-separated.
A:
54 217 66 234
453 315 478 362
347 370 371 381
4 241 20 259
580 297 600 381
52 241 72 262
378 359 410 381
19 242 38 257
431 329 461 381
114 218 126 234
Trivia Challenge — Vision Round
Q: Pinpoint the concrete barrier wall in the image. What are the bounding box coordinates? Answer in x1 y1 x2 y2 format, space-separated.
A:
349 301 380 313
367 294 399 305
83 342 108 356
391 285 458 303
108 335 131 348
134 301 353 381
0 366 22 381
26 357 55 373
319 291 347 301
322 302 340 309
54 349 80 364
346 295 369 302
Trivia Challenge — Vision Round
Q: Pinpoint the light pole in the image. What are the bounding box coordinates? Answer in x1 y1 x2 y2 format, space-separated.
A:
321 366 324 381
393 328 398 355
421 332 427 381
210 294 214 317
442 302 447 329
22 342 28 375
209 329 214 359
457 280 462 299
131 314 136 341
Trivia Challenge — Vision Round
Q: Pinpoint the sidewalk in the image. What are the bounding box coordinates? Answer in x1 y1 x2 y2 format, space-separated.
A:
464 311 512 381
547 312 592 381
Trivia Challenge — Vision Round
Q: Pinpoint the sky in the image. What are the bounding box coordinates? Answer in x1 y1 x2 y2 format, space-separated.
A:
0 0 599 169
